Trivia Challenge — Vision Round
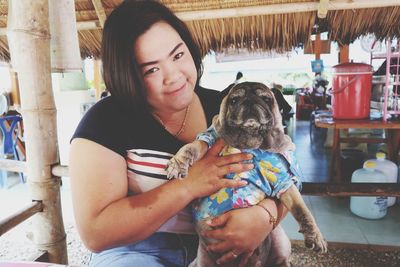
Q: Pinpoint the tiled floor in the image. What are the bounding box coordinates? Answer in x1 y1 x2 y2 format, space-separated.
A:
1 119 399 248
282 119 400 247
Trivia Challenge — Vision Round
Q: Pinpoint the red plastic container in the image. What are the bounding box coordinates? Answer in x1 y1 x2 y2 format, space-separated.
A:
332 63 373 119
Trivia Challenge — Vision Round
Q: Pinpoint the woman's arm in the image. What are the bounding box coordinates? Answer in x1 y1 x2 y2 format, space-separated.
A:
203 198 288 265
69 138 252 252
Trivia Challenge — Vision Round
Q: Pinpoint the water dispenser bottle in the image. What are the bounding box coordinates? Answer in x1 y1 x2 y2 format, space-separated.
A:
366 152 398 206
350 161 388 219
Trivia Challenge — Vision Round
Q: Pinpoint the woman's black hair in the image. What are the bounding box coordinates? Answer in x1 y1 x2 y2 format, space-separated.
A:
101 0 203 113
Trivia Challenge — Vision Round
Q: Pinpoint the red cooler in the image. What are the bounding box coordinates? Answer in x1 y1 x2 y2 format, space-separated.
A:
332 62 373 119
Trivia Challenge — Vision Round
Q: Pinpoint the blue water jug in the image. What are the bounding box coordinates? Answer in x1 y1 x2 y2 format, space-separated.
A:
350 161 388 219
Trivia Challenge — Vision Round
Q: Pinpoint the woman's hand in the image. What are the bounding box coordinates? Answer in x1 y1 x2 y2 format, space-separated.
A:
181 139 253 199
203 199 279 266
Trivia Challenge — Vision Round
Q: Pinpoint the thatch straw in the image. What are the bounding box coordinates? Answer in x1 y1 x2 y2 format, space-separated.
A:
187 10 316 55
78 30 102 59
327 7 400 45
0 37 9 61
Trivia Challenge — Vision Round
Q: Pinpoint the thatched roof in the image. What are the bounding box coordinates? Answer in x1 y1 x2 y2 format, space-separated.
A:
0 0 400 62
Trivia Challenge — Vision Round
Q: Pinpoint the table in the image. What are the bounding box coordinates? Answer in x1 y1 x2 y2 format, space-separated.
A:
315 116 400 182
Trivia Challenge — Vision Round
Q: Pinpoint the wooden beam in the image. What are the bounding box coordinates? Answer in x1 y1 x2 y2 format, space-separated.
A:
302 183 400 197
0 21 101 35
318 0 329 19
28 251 49 263
1 0 400 35
0 201 43 237
51 164 69 177
76 20 101 31
176 0 400 21
0 158 26 173
91 0 106 28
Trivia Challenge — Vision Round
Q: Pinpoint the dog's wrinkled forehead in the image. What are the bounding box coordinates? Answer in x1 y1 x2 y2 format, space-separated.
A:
229 82 273 98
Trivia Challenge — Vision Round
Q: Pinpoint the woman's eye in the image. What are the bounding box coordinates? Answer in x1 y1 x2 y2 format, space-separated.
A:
143 67 159 76
174 52 184 61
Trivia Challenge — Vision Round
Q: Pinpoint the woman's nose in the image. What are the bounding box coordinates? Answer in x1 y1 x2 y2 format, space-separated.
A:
163 63 181 85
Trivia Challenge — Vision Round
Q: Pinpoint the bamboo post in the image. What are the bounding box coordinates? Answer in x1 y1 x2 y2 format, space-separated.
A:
7 0 67 264
93 59 103 100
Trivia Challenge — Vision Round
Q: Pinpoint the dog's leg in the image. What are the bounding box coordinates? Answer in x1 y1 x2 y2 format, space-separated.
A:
166 140 208 179
195 219 227 267
196 219 280 267
280 185 327 253
264 225 291 267
243 234 272 267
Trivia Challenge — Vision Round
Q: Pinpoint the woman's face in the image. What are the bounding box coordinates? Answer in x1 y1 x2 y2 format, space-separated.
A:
134 21 198 114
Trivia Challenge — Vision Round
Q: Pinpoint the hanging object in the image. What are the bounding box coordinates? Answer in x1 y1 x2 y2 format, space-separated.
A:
49 0 82 72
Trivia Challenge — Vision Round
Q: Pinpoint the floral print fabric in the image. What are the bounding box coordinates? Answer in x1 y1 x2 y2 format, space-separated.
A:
193 126 302 222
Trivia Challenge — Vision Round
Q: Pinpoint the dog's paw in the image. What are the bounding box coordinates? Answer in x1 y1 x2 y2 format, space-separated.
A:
166 157 189 179
304 230 328 253
166 143 202 179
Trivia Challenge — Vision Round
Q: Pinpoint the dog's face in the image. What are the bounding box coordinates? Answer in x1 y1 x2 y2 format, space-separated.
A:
214 82 294 152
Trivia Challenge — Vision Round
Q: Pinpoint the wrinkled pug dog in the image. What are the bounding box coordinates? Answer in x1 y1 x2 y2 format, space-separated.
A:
167 82 327 267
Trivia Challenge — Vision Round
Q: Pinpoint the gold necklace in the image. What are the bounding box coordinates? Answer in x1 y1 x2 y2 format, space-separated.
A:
154 104 191 137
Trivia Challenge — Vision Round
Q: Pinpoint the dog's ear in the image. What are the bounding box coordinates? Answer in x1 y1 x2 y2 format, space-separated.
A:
213 94 229 135
261 93 295 153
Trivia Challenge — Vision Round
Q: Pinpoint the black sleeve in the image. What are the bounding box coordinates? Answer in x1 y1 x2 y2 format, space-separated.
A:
272 88 293 115
71 96 129 157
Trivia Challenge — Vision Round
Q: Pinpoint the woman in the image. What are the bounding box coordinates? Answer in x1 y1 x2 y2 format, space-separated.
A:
69 1 290 266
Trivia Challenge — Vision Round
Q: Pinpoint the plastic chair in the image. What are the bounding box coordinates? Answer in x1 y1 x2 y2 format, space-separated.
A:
0 115 24 188
296 93 316 120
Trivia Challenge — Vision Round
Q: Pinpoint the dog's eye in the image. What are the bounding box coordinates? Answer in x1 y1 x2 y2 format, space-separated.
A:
262 96 272 103
230 96 239 105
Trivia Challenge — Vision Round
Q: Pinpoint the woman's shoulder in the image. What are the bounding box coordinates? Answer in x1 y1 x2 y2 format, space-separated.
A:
75 96 127 129
71 96 138 157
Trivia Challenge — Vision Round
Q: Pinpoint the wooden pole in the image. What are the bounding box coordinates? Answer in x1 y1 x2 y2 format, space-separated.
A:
315 33 322 60
339 45 349 63
9 68 20 107
7 0 67 264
